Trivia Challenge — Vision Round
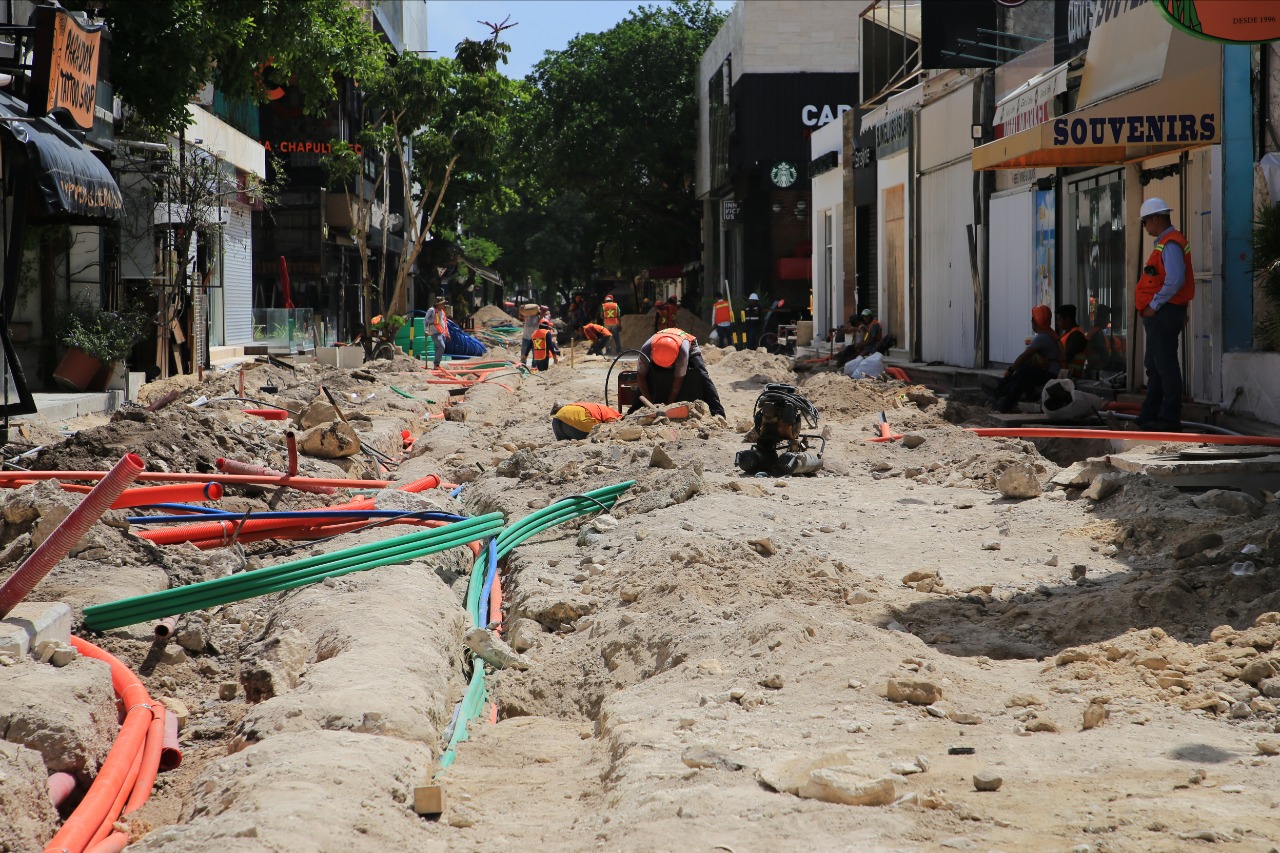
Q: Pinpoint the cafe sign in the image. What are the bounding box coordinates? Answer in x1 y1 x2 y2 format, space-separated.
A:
1155 0 1280 44
29 6 103 130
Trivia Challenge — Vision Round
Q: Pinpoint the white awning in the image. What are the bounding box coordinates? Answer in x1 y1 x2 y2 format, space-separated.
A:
860 82 923 135
992 60 1070 136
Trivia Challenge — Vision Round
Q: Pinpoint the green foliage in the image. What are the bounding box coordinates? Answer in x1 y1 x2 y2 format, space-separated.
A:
74 0 387 134
372 313 406 336
1254 202 1280 350
510 0 726 273
56 296 148 363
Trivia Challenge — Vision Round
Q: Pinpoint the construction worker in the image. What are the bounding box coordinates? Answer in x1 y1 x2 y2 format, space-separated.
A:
655 296 679 331
1135 196 1194 431
993 305 1060 413
1056 304 1088 379
633 327 725 417
582 322 613 356
550 400 622 440
601 293 622 353
711 291 733 348
425 297 450 369
530 319 560 372
744 293 762 349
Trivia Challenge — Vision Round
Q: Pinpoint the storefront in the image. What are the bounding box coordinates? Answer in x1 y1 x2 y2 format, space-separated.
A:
973 2 1222 396
847 114 877 328
862 84 919 359
809 120 842 345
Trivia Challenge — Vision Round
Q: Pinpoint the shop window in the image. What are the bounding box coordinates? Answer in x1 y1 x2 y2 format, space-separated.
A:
1069 171 1126 348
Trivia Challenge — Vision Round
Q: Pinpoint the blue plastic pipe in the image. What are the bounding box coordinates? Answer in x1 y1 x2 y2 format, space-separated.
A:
478 539 498 626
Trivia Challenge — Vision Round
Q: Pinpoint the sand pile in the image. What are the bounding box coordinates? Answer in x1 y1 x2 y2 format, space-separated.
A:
708 349 795 384
471 304 519 328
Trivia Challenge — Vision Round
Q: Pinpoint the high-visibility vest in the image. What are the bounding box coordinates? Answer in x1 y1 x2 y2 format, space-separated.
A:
532 329 550 358
653 328 695 348
1136 229 1194 310
713 299 732 325
863 319 883 344
602 301 620 326
657 303 678 328
431 309 447 335
1059 326 1088 377
578 402 621 424
583 323 611 340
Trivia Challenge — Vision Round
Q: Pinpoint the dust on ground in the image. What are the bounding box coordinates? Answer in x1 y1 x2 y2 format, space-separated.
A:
2 349 1278 852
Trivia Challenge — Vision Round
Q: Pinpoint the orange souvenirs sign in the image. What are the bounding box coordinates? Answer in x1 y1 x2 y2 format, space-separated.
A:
29 6 103 130
1156 0 1280 44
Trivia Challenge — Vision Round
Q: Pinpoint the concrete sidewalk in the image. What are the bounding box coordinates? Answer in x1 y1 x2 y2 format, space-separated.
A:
15 391 126 424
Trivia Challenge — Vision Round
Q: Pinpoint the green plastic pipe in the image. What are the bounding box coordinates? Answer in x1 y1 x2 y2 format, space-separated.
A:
88 516 502 621
85 521 502 630
437 664 487 772
390 385 436 403
88 524 502 629
83 515 503 630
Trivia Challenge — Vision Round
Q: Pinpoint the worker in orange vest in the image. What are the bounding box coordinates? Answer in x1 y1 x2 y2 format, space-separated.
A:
711 291 733 348
635 328 725 417
530 319 560 372
1055 304 1088 379
600 294 621 353
1134 197 1194 430
655 296 679 331
425 296 450 369
550 400 622 440
582 322 613 356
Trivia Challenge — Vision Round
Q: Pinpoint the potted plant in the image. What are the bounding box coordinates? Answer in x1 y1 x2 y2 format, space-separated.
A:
53 297 146 391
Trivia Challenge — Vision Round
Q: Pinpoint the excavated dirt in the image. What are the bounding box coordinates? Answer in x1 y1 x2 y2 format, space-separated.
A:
2 350 1280 852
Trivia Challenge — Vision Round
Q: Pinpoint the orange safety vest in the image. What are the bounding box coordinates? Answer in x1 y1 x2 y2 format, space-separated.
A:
578 402 621 424
583 323 611 340
653 328 696 349
532 328 550 358
712 299 732 325
432 309 447 335
1135 229 1194 310
863 319 883 343
1059 326 1087 377
657 303 679 329
602 301 620 327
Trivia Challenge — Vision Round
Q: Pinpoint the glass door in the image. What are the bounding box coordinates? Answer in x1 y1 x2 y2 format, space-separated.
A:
1067 171 1126 369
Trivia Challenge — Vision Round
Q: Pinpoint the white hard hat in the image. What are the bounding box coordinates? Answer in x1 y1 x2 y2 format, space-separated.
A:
748 292 759 301
1140 198 1172 219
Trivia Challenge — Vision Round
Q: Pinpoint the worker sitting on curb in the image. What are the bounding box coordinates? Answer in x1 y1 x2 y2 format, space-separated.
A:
550 401 622 440
993 305 1060 414
582 322 614 356
531 320 560 372
632 327 726 418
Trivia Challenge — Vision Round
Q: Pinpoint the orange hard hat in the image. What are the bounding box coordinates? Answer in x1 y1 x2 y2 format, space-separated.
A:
605 294 614 300
651 333 681 368
1031 305 1052 327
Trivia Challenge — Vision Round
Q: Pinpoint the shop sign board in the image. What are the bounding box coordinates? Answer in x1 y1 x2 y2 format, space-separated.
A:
1050 112 1217 148
722 199 739 221
771 161 798 188
875 110 912 158
1154 0 1280 44
29 6 103 130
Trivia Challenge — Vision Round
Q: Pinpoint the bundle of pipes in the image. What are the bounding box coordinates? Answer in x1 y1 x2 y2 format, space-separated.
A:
439 481 635 772
81 512 505 631
0 469 395 490
136 473 443 548
0 481 225 508
44 637 179 853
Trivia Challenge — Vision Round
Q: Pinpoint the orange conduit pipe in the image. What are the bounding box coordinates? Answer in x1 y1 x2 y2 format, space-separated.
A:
967 427 1280 446
46 637 159 853
159 709 182 772
0 470 392 490
48 772 77 808
216 458 337 495
242 409 290 420
104 482 223 508
0 453 144 618
83 702 168 853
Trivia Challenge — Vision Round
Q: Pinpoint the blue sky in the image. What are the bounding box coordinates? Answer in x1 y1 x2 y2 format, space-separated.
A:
427 0 734 80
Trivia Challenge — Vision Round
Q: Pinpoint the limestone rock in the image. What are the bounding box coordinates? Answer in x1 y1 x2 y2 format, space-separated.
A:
0 655 115 774
298 421 361 459
507 618 545 653
902 434 925 449
1051 460 1111 489
1192 489 1263 517
1256 738 1280 756
973 771 1003 792
1083 472 1126 501
886 678 942 705
996 464 1042 499
758 751 858 795
1172 531 1224 559
298 400 340 429
798 768 897 806
1239 658 1277 684
759 673 784 690
1083 702 1108 730
1024 714 1060 733
649 445 676 469
464 628 530 671
0 741 58 852
241 628 311 702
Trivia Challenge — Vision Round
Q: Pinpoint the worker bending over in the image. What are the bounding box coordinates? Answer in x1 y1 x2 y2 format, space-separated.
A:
633 328 725 417
550 401 622 440
582 322 614 356
531 320 560 371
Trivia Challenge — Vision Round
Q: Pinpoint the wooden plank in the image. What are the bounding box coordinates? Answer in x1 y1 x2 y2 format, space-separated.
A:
412 783 446 816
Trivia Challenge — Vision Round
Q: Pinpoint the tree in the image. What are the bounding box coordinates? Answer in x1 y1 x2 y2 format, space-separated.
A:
517 0 726 274
324 22 516 323
70 0 387 134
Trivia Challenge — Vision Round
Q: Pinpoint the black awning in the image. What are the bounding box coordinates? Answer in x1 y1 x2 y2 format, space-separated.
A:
0 92 123 223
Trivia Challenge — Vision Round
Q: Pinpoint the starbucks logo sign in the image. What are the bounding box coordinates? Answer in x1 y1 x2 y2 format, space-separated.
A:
771 161 798 188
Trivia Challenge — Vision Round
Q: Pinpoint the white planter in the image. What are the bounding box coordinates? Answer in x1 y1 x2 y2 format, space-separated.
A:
316 346 365 369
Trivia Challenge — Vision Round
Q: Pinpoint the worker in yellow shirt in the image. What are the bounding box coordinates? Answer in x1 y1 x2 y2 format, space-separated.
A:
550 401 623 440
